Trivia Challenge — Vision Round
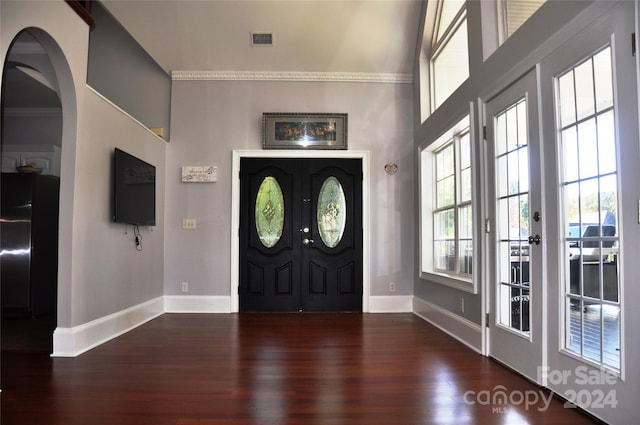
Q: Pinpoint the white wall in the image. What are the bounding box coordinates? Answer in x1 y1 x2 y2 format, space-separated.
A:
166 80 414 301
1 1 166 335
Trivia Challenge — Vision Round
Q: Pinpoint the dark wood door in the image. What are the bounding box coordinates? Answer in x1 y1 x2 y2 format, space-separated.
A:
239 158 362 311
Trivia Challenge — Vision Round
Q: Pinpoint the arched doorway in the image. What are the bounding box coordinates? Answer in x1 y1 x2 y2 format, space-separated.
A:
1 30 63 353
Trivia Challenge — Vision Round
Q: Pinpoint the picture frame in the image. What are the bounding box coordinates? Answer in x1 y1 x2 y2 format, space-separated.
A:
263 113 348 150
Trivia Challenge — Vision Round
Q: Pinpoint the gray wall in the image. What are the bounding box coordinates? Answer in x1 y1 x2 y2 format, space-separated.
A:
2 111 62 147
165 79 414 299
2 32 62 151
1 0 167 328
88 1 171 140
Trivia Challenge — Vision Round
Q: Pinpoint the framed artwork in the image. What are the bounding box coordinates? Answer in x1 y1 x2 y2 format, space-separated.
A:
263 113 348 150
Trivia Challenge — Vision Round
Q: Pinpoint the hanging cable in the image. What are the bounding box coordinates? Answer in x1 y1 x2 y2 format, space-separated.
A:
134 225 142 251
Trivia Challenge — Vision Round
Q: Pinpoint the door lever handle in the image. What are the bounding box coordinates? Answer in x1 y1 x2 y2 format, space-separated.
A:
528 235 541 245
302 238 314 245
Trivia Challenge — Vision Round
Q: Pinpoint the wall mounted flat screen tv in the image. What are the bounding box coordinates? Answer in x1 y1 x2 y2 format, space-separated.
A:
113 148 156 226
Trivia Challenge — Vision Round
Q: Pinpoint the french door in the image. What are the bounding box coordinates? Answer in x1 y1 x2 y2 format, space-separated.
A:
538 3 637 419
239 158 363 311
485 69 544 382
484 3 638 420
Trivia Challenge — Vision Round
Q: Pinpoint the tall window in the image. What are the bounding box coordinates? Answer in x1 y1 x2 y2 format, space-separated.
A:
421 115 473 286
430 0 469 111
557 46 621 371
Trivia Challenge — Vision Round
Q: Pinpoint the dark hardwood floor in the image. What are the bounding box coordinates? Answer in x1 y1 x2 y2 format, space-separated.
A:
1 313 600 425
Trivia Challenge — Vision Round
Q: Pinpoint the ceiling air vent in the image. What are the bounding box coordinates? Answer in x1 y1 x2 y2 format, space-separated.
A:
251 32 273 46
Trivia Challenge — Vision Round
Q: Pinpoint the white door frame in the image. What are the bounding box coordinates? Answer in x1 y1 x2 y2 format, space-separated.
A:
231 149 370 313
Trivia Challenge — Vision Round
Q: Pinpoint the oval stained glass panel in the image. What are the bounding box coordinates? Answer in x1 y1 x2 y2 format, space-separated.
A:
317 176 346 248
255 176 284 248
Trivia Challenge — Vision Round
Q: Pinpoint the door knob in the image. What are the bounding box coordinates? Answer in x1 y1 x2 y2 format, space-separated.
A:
528 235 541 245
302 238 314 245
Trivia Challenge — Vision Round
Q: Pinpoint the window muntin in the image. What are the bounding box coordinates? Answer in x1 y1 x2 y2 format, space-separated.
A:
255 176 285 248
426 116 473 279
435 0 466 42
557 46 620 371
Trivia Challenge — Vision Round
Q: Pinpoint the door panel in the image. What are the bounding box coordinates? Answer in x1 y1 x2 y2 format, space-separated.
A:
486 68 544 382
303 159 362 311
240 158 362 311
537 5 637 420
240 159 301 311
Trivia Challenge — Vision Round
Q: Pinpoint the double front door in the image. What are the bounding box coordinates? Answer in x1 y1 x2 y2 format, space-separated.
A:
239 158 362 311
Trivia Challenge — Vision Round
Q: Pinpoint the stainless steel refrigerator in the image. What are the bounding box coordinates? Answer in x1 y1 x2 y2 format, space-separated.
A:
1 173 59 317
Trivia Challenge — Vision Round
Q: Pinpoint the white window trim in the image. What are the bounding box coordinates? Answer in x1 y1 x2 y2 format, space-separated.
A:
419 0 437 124
428 0 469 113
419 110 478 294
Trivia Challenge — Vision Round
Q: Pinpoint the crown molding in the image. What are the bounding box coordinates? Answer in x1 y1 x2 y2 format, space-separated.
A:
172 70 412 84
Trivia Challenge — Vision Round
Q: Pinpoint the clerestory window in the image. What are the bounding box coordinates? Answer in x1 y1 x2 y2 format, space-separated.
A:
497 0 546 44
430 0 469 112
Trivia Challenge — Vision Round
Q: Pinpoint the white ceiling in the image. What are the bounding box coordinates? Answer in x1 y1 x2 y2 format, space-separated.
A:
100 0 424 76
1 1 423 110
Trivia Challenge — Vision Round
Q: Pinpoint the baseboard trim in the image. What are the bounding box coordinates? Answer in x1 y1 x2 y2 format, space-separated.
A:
50 294 417 357
51 296 164 357
368 295 413 312
412 296 483 354
164 295 231 313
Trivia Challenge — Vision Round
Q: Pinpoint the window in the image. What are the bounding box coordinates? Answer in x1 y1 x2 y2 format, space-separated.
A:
494 97 531 334
431 0 469 111
420 115 474 290
481 0 547 60
420 0 469 120
255 176 285 248
497 0 546 43
556 46 621 371
317 176 346 248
